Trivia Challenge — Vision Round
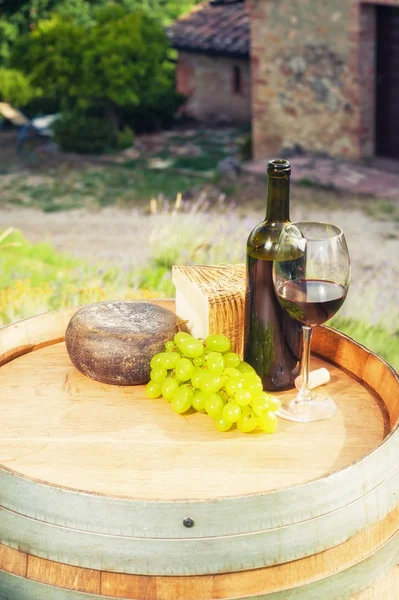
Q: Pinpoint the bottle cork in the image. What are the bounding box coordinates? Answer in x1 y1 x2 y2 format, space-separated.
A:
295 368 330 391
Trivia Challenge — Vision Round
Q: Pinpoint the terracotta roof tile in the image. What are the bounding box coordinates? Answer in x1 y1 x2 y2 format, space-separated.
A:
167 0 250 58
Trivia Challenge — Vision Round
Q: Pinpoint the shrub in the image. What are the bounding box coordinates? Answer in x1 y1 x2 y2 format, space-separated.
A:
122 90 185 134
12 8 184 142
53 110 115 154
0 19 18 65
116 125 135 150
237 132 253 161
11 17 86 111
0 67 36 107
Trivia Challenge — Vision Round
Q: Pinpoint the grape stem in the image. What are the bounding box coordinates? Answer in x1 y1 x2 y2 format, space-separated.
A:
176 319 190 332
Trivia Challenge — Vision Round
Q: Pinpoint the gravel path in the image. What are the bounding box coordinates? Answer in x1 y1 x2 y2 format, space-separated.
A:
1 203 398 330
0 206 153 267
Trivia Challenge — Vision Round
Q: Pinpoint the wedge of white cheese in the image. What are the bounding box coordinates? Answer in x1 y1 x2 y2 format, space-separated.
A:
172 264 247 357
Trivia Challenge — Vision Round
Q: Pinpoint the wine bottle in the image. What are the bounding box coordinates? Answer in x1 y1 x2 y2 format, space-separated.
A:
244 159 302 391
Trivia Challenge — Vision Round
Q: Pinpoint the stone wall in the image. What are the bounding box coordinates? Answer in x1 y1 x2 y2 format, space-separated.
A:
176 52 251 123
248 0 399 160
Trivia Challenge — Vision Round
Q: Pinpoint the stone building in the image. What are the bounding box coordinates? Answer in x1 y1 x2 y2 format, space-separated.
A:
167 0 251 124
170 1 399 160
248 0 399 160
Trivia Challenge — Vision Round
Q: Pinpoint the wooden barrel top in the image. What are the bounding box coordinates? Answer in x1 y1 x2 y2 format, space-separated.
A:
0 311 391 501
0 303 397 577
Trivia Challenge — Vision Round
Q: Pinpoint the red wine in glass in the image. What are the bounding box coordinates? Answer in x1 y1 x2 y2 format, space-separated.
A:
277 279 348 327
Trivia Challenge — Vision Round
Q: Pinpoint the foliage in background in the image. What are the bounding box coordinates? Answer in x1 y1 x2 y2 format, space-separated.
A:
237 131 253 162
117 125 135 150
0 0 202 31
0 67 37 106
11 5 184 146
0 0 201 73
53 110 116 154
0 18 18 64
11 17 86 108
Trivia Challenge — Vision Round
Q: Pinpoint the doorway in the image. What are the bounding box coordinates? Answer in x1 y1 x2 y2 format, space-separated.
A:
376 5 399 157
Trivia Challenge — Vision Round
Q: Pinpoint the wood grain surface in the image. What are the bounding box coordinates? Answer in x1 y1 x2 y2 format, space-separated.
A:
0 343 389 499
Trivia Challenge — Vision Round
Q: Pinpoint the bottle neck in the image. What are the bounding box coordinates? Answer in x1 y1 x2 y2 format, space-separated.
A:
265 174 290 223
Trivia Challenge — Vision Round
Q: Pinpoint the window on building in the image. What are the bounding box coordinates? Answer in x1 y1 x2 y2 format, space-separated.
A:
233 65 242 95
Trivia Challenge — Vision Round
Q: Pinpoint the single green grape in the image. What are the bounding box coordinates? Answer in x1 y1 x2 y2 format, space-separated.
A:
222 402 241 423
178 337 204 359
193 356 204 367
150 353 166 369
247 381 264 401
223 367 241 379
175 357 195 382
237 412 258 433
174 332 192 346
163 352 180 369
191 368 204 389
150 367 167 384
200 372 223 395
234 388 252 407
171 385 193 414
205 393 224 420
225 378 243 397
223 352 240 368
267 395 281 412
259 410 278 434
252 392 270 416
161 378 179 401
192 391 208 412
207 351 225 375
145 381 162 399
165 341 175 352
205 334 231 353
240 373 262 387
238 361 257 375
215 416 233 432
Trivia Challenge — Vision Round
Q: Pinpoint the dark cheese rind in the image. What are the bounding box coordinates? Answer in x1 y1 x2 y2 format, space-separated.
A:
65 301 179 385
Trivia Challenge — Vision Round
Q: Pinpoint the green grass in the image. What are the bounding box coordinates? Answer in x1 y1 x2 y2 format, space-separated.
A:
1 229 397 372
0 166 205 212
172 154 222 172
0 229 168 325
330 317 399 370
0 229 83 289
363 199 399 222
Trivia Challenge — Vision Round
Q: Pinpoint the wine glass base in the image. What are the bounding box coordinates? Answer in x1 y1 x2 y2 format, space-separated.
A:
276 393 337 423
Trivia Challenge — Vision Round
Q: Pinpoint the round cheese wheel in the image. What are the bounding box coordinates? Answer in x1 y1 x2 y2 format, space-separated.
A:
65 301 180 385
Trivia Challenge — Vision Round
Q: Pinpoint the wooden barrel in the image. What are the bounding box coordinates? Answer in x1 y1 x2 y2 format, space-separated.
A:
0 302 397 600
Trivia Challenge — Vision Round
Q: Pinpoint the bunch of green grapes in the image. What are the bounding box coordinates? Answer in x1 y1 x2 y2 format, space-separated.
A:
145 332 281 434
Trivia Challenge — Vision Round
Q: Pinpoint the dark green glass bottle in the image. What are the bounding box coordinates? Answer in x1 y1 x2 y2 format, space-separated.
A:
244 159 302 391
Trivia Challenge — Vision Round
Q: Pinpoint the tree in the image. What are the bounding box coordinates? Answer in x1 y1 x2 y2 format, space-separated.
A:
0 0 203 65
0 19 18 64
0 67 36 106
82 6 175 130
12 5 183 134
121 0 203 25
11 17 86 108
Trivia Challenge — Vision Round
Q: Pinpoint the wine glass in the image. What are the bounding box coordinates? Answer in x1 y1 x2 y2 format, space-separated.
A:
272 222 350 422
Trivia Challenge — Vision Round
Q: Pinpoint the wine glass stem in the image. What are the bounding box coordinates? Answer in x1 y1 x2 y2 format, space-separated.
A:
297 325 313 403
